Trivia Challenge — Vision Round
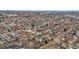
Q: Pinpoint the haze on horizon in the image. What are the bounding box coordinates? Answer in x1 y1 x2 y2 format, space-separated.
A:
0 0 79 10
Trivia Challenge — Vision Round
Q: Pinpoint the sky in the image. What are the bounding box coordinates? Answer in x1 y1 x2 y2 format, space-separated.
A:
0 0 79 10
